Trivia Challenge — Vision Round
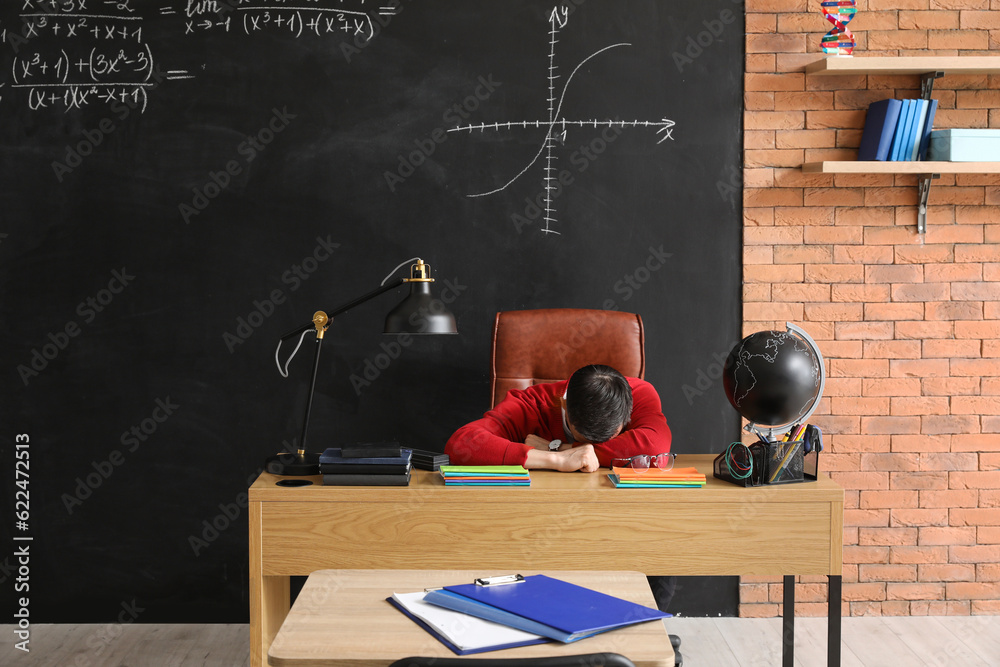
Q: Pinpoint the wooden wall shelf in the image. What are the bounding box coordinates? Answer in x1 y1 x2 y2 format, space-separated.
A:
802 161 1000 174
806 56 1000 76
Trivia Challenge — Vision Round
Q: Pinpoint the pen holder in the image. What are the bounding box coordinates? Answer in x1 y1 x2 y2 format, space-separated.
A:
713 441 819 487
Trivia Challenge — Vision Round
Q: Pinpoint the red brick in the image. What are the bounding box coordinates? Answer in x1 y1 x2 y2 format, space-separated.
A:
770 283 831 301
924 263 983 282
812 414 861 434
746 33 807 54
955 244 1000 262
744 226 804 245
986 419 1000 434
832 471 890 490
979 526 1000 543
922 339 982 357
892 472 950 490
895 244 957 264
952 396 1000 415
805 226 863 244
955 321 1000 338
961 11 1000 29
806 109 866 130
891 283 951 301
868 30 930 50
844 546 890 565
832 434 890 453
951 508 1000 525
821 340 864 358
849 601 883 616
951 545 1000 563
832 284 892 302
920 453 979 471
772 207 835 228
925 301 984 320
952 281 1000 300
774 91 835 110
972 600 1000 614
843 582 887 601
891 397 952 416
918 564 976 582
946 582 1000 599
898 323 958 343
923 415 981 435
928 29 990 49
865 302 925 320
865 226 924 246
978 563 1000 581
746 149 804 168
836 322 896 340
865 265 923 283
886 582 947 601
739 603 779 618
891 434 951 453
831 397 888 416
805 264 864 283
861 490 919 509
743 302 805 321
936 108 989 128
890 509 950 527
922 377 981 396
740 583 769 603
835 206 896 227
862 378 921 396
831 359 889 378
805 303 863 321
889 360 950 378
773 245 834 263
919 525 978 545
953 434 1000 451
950 471 1000 489
745 264 805 283
858 561 918 579
952 359 1000 375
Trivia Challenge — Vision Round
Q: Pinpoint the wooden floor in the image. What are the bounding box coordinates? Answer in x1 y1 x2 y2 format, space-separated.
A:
1 617 998 666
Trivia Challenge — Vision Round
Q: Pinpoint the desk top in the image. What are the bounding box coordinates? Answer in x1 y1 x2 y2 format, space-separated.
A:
267 569 674 667
250 454 844 504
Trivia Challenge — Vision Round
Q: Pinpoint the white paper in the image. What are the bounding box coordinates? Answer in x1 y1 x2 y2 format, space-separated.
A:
392 591 545 650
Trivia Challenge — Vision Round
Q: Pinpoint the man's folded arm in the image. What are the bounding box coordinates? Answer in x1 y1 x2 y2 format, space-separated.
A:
591 382 672 467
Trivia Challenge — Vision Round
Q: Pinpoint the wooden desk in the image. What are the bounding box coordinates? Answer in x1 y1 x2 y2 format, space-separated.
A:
250 454 844 667
267 569 674 666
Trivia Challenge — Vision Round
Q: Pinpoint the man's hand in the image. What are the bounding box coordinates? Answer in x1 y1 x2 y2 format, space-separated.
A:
525 434 552 450
524 443 599 473
556 444 600 472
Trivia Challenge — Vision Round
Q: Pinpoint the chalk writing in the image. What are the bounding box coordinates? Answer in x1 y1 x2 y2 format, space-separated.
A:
3 1 192 112
180 1 396 41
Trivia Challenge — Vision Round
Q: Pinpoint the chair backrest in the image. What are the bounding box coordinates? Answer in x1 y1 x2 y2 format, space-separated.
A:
389 653 637 667
490 308 645 408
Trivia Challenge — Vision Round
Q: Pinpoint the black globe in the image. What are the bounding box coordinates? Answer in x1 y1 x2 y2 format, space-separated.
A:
723 330 823 427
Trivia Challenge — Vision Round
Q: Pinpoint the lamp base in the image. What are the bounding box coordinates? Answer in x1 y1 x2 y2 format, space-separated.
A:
264 451 321 477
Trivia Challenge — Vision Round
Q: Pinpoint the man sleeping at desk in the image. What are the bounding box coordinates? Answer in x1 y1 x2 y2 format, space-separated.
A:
445 364 672 473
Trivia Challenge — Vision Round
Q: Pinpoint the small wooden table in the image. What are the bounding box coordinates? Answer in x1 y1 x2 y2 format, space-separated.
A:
267 569 674 666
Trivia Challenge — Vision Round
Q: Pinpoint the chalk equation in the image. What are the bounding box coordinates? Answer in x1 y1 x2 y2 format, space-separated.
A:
3 0 194 112
450 5 676 236
173 0 399 40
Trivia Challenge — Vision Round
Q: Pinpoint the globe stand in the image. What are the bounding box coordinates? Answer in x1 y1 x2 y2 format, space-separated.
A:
717 322 826 487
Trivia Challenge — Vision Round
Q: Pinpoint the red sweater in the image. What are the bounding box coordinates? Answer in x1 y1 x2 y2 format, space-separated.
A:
445 378 671 467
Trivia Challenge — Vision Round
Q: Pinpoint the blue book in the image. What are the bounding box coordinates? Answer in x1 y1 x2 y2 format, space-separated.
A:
905 99 926 161
319 447 412 465
424 574 668 643
917 99 938 160
890 100 914 161
857 99 902 161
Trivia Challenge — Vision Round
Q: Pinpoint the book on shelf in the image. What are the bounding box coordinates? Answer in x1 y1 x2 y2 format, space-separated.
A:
857 98 902 161
859 98 937 162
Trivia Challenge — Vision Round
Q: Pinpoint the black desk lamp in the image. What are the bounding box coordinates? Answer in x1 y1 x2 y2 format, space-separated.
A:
267 258 457 477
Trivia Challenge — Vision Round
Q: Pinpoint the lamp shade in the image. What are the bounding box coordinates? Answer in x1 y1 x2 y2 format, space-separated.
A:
383 281 458 334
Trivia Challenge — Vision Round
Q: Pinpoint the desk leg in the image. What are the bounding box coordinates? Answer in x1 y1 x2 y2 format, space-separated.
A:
782 575 795 667
828 575 842 667
250 500 290 667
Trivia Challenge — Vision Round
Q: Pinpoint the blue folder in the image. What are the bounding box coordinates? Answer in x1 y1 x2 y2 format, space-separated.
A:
857 99 902 161
917 99 938 161
423 574 669 643
890 100 914 161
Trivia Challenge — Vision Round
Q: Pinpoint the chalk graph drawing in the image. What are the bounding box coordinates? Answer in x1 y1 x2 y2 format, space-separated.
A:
450 6 675 235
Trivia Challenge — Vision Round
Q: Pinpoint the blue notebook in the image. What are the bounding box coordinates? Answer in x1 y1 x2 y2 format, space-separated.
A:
890 100 914 161
424 574 669 643
857 99 902 161
917 99 938 161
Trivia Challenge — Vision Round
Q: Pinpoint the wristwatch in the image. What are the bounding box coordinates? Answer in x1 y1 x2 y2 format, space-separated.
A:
548 439 562 451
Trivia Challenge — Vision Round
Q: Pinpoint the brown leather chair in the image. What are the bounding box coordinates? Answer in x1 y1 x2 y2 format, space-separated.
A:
490 308 645 408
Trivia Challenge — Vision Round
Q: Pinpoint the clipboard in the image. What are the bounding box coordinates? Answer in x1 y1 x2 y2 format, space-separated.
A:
423 574 668 643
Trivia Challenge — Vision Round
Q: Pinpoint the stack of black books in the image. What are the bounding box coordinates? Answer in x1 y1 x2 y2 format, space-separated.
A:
411 448 450 471
319 443 412 486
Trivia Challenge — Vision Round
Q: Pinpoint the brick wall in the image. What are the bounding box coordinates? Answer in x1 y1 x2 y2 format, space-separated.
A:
741 0 1000 617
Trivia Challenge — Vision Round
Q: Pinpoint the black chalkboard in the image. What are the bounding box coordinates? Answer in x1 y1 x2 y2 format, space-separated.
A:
1 0 743 623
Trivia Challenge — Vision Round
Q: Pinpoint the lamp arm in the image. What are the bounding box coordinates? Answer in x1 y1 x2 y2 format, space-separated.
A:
278 277 406 341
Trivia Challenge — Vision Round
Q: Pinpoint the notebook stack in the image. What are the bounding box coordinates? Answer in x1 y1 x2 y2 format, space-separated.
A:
609 466 707 488
411 448 450 471
439 465 530 486
857 97 938 162
319 443 412 486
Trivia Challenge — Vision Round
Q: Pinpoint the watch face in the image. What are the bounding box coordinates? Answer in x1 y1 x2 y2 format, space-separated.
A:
549 439 562 451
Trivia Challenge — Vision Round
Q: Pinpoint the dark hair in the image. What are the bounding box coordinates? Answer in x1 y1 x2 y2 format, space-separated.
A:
565 365 633 442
